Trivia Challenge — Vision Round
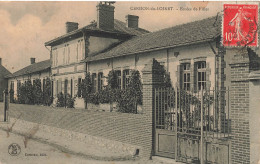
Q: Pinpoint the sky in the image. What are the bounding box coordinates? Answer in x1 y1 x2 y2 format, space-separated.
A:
0 1 223 73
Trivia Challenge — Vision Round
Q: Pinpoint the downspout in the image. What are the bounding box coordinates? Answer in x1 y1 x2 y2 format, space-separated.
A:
45 45 53 99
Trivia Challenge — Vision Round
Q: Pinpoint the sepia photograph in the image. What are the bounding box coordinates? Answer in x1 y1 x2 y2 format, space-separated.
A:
0 1 259 164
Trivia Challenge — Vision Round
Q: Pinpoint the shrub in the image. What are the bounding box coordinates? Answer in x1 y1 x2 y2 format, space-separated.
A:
56 92 65 107
97 87 110 104
107 70 118 90
80 72 92 109
116 90 136 113
18 84 26 104
43 78 53 106
32 79 42 105
24 80 34 104
66 94 75 108
88 92 99 105
117 70 142 113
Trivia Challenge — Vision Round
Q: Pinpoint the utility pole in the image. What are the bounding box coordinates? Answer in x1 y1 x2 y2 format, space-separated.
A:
3 89 9 122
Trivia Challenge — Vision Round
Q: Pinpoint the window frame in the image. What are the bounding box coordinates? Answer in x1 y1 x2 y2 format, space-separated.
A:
77 77 82 97
98 72 103 91
92 73 97 92
196 61 207 91
115 70 122 89
181 63 191 91
123 69 130 89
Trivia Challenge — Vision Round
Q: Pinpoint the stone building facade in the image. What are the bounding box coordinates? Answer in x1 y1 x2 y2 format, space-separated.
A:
5 58 51 99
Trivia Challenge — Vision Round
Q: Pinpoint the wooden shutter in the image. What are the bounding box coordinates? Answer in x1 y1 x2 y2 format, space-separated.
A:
74 79 78 97
194 63 198 93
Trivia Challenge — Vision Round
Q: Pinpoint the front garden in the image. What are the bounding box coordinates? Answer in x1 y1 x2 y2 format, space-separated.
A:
10 69 171 114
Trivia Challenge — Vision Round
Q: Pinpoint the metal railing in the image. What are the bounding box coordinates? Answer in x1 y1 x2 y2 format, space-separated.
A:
154 87 231 139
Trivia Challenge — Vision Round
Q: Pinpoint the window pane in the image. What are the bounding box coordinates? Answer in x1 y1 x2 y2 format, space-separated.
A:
187 83 190 91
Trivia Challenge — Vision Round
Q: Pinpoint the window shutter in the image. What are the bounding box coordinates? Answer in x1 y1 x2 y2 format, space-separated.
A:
74 79 78 97
194 63 198 93
98 73 101 91
61 81 64 94
178 65 183 90
123 70 126 89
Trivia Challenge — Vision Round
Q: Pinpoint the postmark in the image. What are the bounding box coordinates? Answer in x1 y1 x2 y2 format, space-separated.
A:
222 4 258 47
8 143 21 156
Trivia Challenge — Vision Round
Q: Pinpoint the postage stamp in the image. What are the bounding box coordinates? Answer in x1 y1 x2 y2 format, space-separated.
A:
223 4 258 47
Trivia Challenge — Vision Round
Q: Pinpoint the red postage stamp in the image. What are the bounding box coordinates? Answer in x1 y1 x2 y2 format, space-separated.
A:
223 4 258 47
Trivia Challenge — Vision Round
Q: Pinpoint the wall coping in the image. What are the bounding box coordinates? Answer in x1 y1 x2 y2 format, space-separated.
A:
249 70 260 80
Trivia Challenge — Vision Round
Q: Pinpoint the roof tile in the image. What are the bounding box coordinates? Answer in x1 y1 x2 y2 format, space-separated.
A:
6 59 51 78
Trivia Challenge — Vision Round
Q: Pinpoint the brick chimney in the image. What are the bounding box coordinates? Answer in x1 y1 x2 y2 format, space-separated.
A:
66 22 79 33
0 58 2 65
30 58 35 64
96 2 115 30
125 15 139 28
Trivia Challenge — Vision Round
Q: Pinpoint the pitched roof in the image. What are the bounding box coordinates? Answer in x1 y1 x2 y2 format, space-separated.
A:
0 65 12 78
85 16 221 62
45 19 149 46
5 59 51 78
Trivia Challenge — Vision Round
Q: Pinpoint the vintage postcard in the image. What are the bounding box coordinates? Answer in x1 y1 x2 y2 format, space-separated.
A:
0 1 259 164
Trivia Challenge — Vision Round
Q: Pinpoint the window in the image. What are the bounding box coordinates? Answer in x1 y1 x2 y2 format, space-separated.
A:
71 79 73 96
67 45 70 64
10 81 14 91
82 40 85 60
123 69 130 89
98 72 103 91
92 73 97 92
63 44 70 64
181 63 191 91
115 70 121 89
56 80 59 95
77 78 82 97
196 61 206 91
64 79 68 95
77 39 84 61
52 48 58 67
56 49 58 66
63 46 66 64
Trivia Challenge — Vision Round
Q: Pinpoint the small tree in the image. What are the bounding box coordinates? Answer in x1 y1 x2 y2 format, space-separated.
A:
164 72 172 88
117 70 142 113
81 72 92 109
32 79 42 105
128 70 142 113
25 80 34 104
18 83 26 104
43 78 53 106
56 92 65 107
66 93 75 108
107 70 118 111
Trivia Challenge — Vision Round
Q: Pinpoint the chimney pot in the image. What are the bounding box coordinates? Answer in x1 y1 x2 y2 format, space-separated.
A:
126 15 139 28
97 3 115 30
0 58 2 65
66 22 79 33
30 58 35 64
